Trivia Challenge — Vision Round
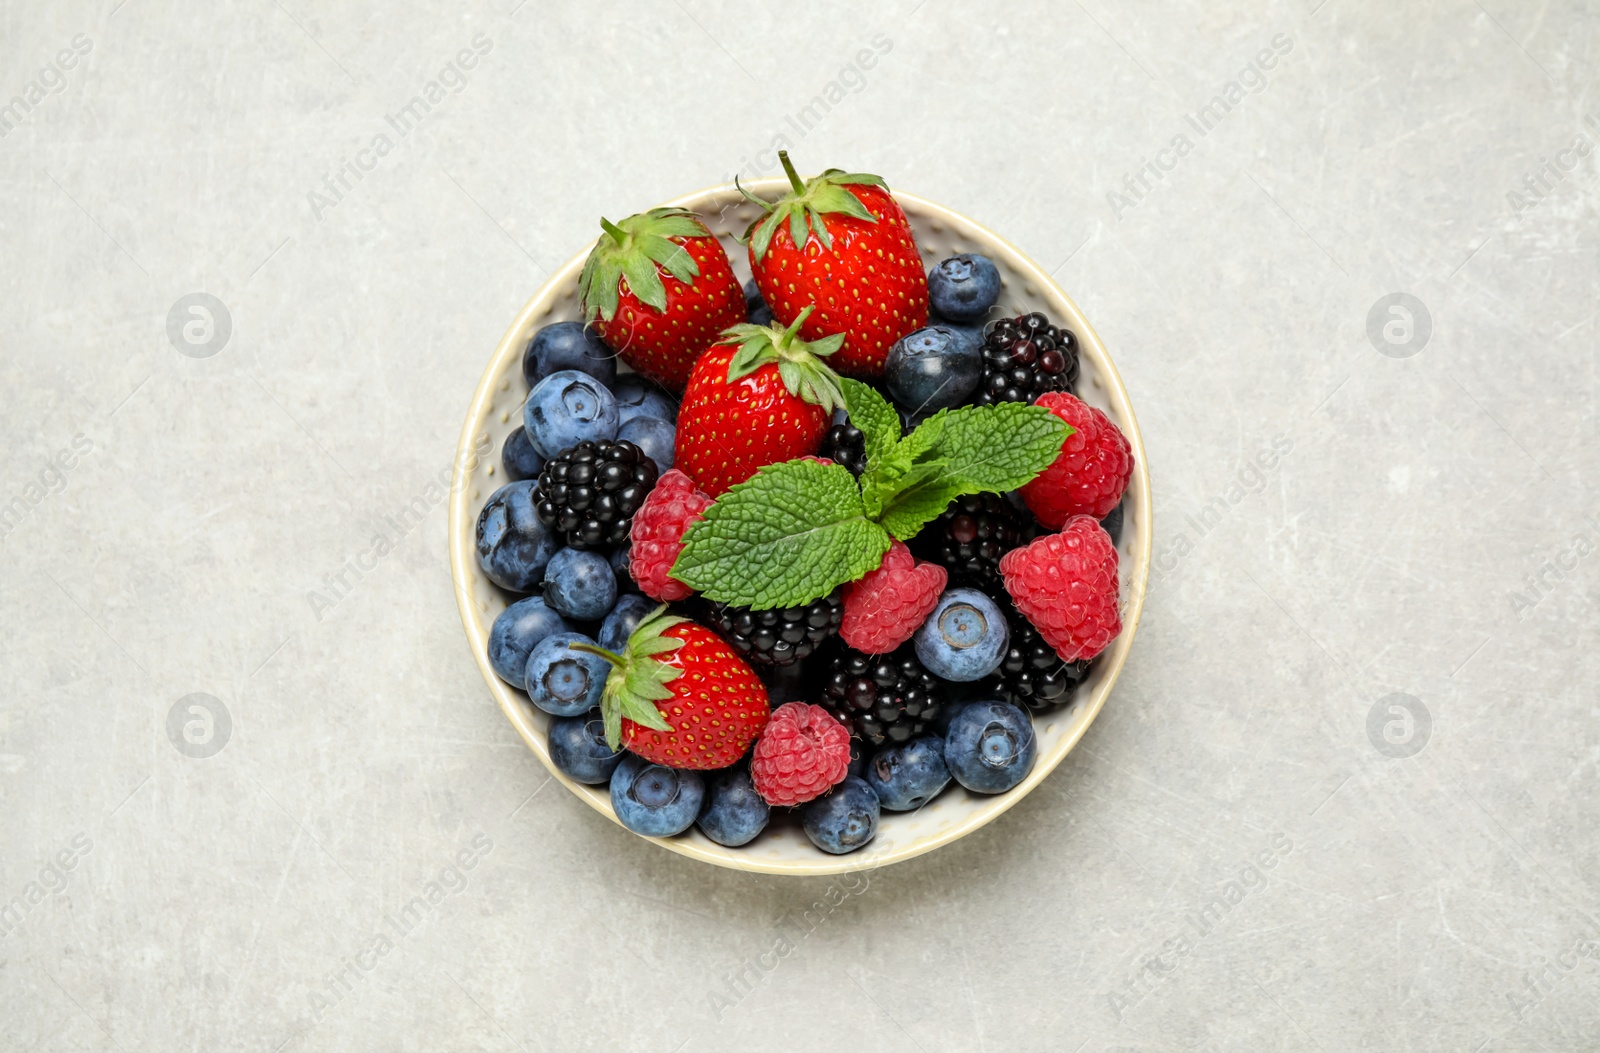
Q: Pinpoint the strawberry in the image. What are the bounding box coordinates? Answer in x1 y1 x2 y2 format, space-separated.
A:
674 307 847 498
742 152 928 378
579 606 769 770
578 207 745 392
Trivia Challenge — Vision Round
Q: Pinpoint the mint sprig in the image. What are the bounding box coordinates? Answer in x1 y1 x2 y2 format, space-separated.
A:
673 383 1074 609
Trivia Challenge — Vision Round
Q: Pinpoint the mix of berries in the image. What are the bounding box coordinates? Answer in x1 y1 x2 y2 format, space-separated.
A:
473 153 1134 855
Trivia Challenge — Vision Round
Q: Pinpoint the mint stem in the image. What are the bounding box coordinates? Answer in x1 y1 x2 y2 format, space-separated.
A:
778 151 805 195
599 218 627 246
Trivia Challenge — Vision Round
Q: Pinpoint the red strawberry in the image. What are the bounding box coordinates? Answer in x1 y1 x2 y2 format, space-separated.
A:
581 606 769 770
674 307 847 498
743 152 927 378
579 207 745 391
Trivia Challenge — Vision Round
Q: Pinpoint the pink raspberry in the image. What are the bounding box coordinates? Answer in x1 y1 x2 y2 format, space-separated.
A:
1020 391 1133 527
628 469 712 602
998 515 1121 662
839 541 947 654
750 703 851 807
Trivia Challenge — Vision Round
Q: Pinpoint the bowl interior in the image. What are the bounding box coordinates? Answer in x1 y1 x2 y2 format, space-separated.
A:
448 180 1152 876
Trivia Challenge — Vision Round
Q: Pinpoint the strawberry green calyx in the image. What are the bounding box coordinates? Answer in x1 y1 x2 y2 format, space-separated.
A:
569 605 685 748
738 150 889 262
716 305 847 415
579 207 710 323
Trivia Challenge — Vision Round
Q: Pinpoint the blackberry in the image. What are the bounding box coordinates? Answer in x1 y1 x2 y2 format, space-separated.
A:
990 614 1091 713
817 646 945 747
909 493 1025 593
706 592 843 668
534 439 658 548
818 421 868 476
973 312 1080 405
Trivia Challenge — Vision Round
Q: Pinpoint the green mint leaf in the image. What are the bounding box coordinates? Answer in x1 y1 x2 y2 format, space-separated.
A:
928 402 1074 493
840 378 901 470
873 466 963 541
672 459 892 609
897 409 948 464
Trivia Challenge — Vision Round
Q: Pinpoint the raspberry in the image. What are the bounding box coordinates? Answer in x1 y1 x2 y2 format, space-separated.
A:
998 515 1121 662
750 702 852 806
1019 391 1133 527
839 541 946 654
627 469 711 602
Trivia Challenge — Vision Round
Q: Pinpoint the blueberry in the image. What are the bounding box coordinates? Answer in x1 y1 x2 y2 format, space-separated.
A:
548 710 622 784
696 766 770 846
913 588 1010 682
475 481 560 592
885 326 982 414
865 736 951 811
524 370 619 458
802 776 880 855
612 375 678 425
927 253 1001 323
487 596 571 686
541 548 617 621
522 321 616 389
617 416 675 473
743 279 774 327
599 593 656 652
500 425 544 482
609 546 639 595
610 754 705 837
525 632 609 716
943 700 1036 793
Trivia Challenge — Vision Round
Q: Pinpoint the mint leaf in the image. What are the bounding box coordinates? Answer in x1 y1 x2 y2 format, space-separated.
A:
896 409 947 465
840 378 900 470
672 459 892 609
875 469 965 541
929 402 1073 493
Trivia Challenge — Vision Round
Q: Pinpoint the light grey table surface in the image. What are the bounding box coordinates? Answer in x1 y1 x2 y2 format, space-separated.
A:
3 1 1597 1050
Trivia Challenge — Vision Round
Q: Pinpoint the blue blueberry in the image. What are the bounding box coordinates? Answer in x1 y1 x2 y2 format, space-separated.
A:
524 370 619 458
610 754 705 837
500 425 545 482
609 546 639 595
802 776 880 855
943 700 1036 793
885 326 982 414
548 710 623 785
475 481 560 592
525 632 609 716
541 548 617 621
612 375 679 425
599 593 656 652
913 588 1010 682
487 596 571 686
865 736 951 811
618 416 675 474
696 766 770 847
927 253 1001 323
522 321 616 389
743 279 774 327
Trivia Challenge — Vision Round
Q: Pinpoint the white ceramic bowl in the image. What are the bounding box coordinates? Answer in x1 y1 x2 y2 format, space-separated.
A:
449 179 1151 876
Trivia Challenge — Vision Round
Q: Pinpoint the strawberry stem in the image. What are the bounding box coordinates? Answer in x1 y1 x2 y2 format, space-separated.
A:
778 150 805 195
599 217 627 246
569 642 625 667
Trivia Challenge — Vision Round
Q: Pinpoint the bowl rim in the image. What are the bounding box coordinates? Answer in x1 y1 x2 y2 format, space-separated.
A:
448 178 1153 876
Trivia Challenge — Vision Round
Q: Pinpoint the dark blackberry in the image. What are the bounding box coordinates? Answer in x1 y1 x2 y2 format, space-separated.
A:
972 312 1079 405
817 646 945 747
909 493 1025 593
706 592 843 668
533 439 658 549
818 422 867 476
990 613 1091 713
